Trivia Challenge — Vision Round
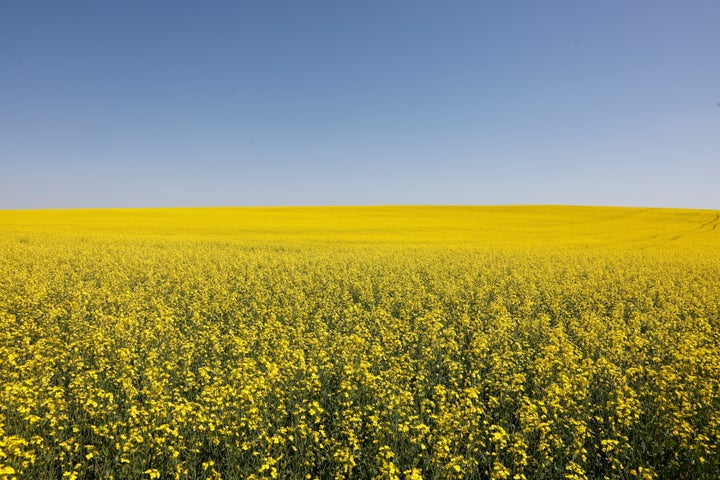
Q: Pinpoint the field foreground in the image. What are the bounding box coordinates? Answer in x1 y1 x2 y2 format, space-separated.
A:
1 206 719 479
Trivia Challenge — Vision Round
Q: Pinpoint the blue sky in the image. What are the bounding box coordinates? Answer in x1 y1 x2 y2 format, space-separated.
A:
1 1 718 209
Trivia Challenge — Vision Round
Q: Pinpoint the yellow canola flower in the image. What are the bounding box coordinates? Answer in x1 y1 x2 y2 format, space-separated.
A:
0 206 718 479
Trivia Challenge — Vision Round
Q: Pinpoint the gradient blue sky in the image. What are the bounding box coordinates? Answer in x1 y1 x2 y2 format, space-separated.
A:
2 1 718 209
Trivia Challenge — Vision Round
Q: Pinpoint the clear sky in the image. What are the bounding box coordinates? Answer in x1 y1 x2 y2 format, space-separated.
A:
1 1 718 209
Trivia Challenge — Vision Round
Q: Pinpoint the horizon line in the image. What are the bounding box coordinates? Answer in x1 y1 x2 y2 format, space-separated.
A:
1 203 719 213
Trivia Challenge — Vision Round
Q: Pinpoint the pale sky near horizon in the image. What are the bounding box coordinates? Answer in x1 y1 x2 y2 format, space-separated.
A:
1 1 719 210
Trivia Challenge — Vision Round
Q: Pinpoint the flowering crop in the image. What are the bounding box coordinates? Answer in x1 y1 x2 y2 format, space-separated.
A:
1 206 719 479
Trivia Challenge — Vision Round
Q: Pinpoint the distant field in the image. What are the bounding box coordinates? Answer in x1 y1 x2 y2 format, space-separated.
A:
2 205 719 248
1 206 719 479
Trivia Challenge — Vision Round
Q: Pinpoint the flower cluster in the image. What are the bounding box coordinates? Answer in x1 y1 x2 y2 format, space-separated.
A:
1 206 719 479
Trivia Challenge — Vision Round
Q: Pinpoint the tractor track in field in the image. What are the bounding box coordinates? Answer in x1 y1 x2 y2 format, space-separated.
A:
699 213 720 230
665 213 720 243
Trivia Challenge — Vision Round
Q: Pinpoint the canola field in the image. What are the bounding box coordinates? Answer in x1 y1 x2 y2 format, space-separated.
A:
1 206 719 480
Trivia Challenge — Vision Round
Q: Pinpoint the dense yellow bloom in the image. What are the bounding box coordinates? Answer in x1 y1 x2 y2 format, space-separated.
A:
1 206 719 479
